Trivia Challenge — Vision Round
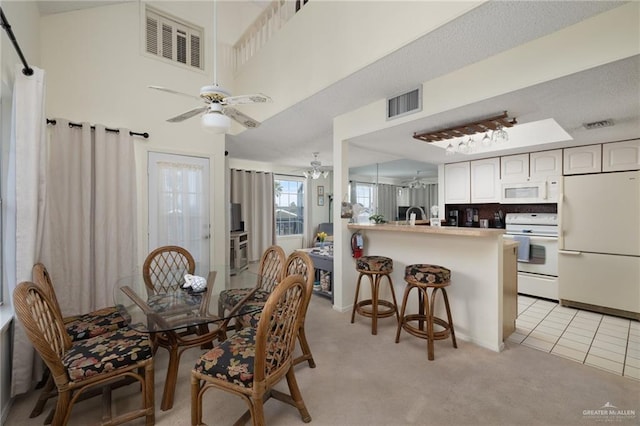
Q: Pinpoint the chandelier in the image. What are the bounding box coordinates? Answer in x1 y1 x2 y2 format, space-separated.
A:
412 111 517 155
303 152 329 179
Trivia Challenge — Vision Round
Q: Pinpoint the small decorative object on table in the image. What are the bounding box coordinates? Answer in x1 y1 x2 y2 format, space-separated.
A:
369 214 386 224
183 274 207 293
317 231 328 249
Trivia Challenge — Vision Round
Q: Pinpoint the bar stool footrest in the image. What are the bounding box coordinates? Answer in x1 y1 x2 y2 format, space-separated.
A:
401 315 452 341
355 299 397 319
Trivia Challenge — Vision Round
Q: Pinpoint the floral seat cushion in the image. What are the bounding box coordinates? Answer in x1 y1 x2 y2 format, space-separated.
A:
63 326 152 382
194 327 256 388
405 264 451 286
238 302 266 328
219 289 270 308
65 306 129 342
356 256 393 273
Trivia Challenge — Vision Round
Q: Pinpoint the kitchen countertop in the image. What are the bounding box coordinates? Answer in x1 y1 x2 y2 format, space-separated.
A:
348 222 506 238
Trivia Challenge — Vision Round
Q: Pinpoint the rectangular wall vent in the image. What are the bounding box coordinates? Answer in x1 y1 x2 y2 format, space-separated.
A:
145 7 203 70
387 86 422 120
583 119 614 130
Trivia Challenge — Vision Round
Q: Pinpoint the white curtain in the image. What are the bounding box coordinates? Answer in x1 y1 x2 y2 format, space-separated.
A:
230 169 275 262
407 184 438 215
8 65 47 396
40 120 138 316
376 183 398 222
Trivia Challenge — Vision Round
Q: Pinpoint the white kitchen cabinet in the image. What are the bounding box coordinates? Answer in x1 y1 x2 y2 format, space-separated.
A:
500 154 529 182
602 139 640 172
530 149 563 180
444 162 470 204
471 157 500 203
563 144 602 175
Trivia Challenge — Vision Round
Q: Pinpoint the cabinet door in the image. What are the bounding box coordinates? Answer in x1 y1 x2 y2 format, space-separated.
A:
563 145 602 175
501 154 529 182
444 162 470 204
471 158 500 203
602 139 640 172
530 149 562 180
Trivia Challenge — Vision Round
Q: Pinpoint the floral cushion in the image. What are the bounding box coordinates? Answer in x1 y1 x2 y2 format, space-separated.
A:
238 302 266 328
356 256 393 273
405 264 451 285
63 327 152 382
65 306 128 342
219 288 270 308
194 327 256 388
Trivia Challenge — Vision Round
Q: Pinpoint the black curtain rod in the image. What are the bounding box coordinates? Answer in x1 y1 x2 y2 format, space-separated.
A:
0 7 33 76
46 119 149 139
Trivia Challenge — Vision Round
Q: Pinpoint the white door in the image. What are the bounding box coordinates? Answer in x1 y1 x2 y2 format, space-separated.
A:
148 152 210 275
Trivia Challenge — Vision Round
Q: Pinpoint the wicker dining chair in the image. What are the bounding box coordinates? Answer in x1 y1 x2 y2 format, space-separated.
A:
240 251 317 368
29 262 130 420
142 245 196 296
217 245 286 318
13 281 155 426
191 274 311 426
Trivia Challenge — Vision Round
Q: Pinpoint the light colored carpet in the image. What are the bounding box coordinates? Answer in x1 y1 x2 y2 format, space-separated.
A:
5 297 640 425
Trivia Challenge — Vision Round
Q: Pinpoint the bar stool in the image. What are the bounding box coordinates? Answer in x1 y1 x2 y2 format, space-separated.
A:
395 264 457 360
350 256 399 335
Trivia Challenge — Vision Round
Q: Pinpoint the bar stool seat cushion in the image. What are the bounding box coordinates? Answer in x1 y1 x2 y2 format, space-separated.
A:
356 256 393 273
405 264 451 285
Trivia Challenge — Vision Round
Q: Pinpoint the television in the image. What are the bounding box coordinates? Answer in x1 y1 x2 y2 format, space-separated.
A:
230 203 243 231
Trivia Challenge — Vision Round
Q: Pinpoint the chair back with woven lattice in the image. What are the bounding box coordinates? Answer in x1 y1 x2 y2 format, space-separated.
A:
32 263 62 316
253 274 306 383
256 245 286 293
13 281 72 387
143 245 195 295
284 251 315 313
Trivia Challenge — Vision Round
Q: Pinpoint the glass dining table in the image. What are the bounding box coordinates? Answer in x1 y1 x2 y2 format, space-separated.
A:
114 266 271 411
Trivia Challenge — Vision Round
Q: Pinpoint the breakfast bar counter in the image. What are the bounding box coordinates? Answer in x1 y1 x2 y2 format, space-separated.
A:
346 223 515 352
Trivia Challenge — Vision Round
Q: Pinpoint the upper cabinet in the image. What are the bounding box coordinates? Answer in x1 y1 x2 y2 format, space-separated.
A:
602 139 640 172
444 162 470 204
563 144 602 175
501 154 529 183
530 149 563 180
501 150 562 182
471 158 501 203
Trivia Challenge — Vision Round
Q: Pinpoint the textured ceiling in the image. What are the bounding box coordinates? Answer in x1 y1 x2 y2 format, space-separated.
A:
226 1 638 180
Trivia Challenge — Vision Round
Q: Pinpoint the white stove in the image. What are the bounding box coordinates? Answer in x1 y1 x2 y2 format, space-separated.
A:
504 212 559 301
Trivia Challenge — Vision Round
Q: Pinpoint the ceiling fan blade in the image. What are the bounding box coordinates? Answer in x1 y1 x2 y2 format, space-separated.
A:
222 93 272 105
223 106 261 129
148 85 201 101
167 106 208 123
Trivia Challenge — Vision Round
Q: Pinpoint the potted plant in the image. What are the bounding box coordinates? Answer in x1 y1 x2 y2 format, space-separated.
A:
369 214 386 224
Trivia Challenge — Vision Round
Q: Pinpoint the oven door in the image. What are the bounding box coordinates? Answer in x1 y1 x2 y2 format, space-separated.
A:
504 234 558 276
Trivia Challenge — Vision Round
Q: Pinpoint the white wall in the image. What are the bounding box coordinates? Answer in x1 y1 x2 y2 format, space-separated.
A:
39 1 227 270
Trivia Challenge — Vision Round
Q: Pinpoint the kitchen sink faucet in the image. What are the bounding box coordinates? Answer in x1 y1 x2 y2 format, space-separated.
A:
405 206 427 223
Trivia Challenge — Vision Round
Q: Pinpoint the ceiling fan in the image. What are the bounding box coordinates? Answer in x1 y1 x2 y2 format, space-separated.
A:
402 170 432 188
149 0 271 133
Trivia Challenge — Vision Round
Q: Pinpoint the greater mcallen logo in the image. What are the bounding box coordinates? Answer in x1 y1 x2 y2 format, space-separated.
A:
583 402 636 422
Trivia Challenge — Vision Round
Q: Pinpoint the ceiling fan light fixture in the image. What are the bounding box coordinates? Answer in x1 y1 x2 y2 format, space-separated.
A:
201 109 231 134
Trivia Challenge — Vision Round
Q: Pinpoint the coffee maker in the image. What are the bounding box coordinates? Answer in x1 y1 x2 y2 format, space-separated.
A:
465 208 479 227
448 210 459 227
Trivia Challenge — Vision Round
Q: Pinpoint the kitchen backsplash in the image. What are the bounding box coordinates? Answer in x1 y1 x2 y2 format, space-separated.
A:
445 203 557 228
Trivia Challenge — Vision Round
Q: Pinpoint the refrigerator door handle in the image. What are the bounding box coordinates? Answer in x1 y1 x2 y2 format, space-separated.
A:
558 250 582 255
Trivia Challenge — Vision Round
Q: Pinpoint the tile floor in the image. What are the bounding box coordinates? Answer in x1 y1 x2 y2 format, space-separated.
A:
508 295 640 381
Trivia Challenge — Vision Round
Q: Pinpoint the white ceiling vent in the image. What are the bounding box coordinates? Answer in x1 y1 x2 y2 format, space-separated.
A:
583 119 614 130
387 86 422 120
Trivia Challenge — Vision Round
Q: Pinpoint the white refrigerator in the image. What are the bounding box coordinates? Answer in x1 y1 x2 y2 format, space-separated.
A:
559 170 640 319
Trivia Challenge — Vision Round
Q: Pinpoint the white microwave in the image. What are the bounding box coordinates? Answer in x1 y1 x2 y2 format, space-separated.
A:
501 180 559 204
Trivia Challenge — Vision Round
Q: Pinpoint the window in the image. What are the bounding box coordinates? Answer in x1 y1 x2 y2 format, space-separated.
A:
145 7 203 70
350 181 376 222
274 177 304 236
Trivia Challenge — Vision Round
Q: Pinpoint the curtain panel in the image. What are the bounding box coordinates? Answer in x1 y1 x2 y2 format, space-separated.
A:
230 169 275 262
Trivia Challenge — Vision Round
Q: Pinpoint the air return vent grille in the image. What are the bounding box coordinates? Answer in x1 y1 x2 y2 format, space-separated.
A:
145 7 203 70
387 86 422 120
583 119 614 130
